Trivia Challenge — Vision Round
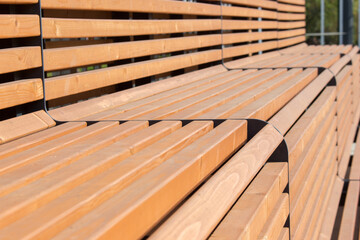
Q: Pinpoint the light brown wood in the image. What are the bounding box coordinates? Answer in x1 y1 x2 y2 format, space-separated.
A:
257 193 289 240
338 128 360 239
45 49 222 100
48 64 227 120
44 34 221 71
0 47 42 74
0 0 37 3
209 162 288 240
0 111 55 144
52 120 246 240
0 122 85 160
0 79 43 110
150 125 284 240
42 18 221 38
0 15 40 39
230 68 318 120
0 122 214 238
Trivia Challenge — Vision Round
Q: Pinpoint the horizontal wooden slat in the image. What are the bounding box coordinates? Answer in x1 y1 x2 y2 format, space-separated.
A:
42 0 219 16
223 41 278 59
278 36 306 48
44 35 222 71
258 193 289 240
278 21 305 29
42 18 221 38
0 79 43 110
278 12 305 21
53 120 246 239
0 47 42 74
150 124 284 240
223 20 278 30
278 0 305 5
0 122 85 160
0 111 55 144
209 0 278 9
0 0 37 3
278 3 305 12
45 49 222 100
223 31 278 44
209 162 288 240
0 15 40 39
278 29 305 39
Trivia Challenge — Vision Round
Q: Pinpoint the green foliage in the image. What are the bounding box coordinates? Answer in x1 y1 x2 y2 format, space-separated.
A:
306 0 339 44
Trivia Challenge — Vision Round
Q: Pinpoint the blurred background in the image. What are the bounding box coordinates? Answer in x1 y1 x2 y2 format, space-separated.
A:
306 0 359 45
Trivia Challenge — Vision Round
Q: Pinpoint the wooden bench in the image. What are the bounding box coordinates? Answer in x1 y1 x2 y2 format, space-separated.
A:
0 0 359 239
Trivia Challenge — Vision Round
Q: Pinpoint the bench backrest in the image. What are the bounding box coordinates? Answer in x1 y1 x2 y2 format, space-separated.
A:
0 0 305 121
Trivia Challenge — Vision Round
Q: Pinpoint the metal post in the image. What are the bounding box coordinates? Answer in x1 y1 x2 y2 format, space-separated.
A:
258 7 262 54
358 0 360 46
339 0 343 44
344 0 353 44
320 0 325 45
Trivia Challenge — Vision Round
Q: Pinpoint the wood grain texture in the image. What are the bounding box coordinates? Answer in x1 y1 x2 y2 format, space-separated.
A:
0 15 40 38
44 35 221 71
338 127 360 239
257 193 289 240
0 111 55 144
209 162 288 240
52 120 246 240
0 122 213 239
42 18 221 38
150 124 284 240
0 47 42 74
0 122 85 160
0 79 43 110
45 49 222 100
0 0 37 3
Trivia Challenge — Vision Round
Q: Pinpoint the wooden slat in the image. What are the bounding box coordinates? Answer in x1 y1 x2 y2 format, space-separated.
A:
0 79 43 110
0 111 55 144
44 34 222 71
278 0 305 5
258 193 289 240
0 47 42 74
223 41 278 59
278 12 305 21
223 31 278 45
0 122 214 238
278 29 305 39
0 122 85 160
338 129 360 239
0 15 40 39
223 20 278 30
209 162 288 240
48 64 227 120
52 120 246 239
0 0 37 3
150 125 284 240
0 122 119 177
42 0 220 16
278 3 305 12
42 18 221 38
230 68 318 120
45 49 222 100
211 0 278 9
278 36 306 48
269 73 335 135
278 21 305 29
193 69 301 120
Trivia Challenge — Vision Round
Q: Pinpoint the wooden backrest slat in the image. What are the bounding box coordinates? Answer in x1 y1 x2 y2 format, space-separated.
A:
0 79 43 110
0 0 37 3
0 15 40 39
0 47 42 75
